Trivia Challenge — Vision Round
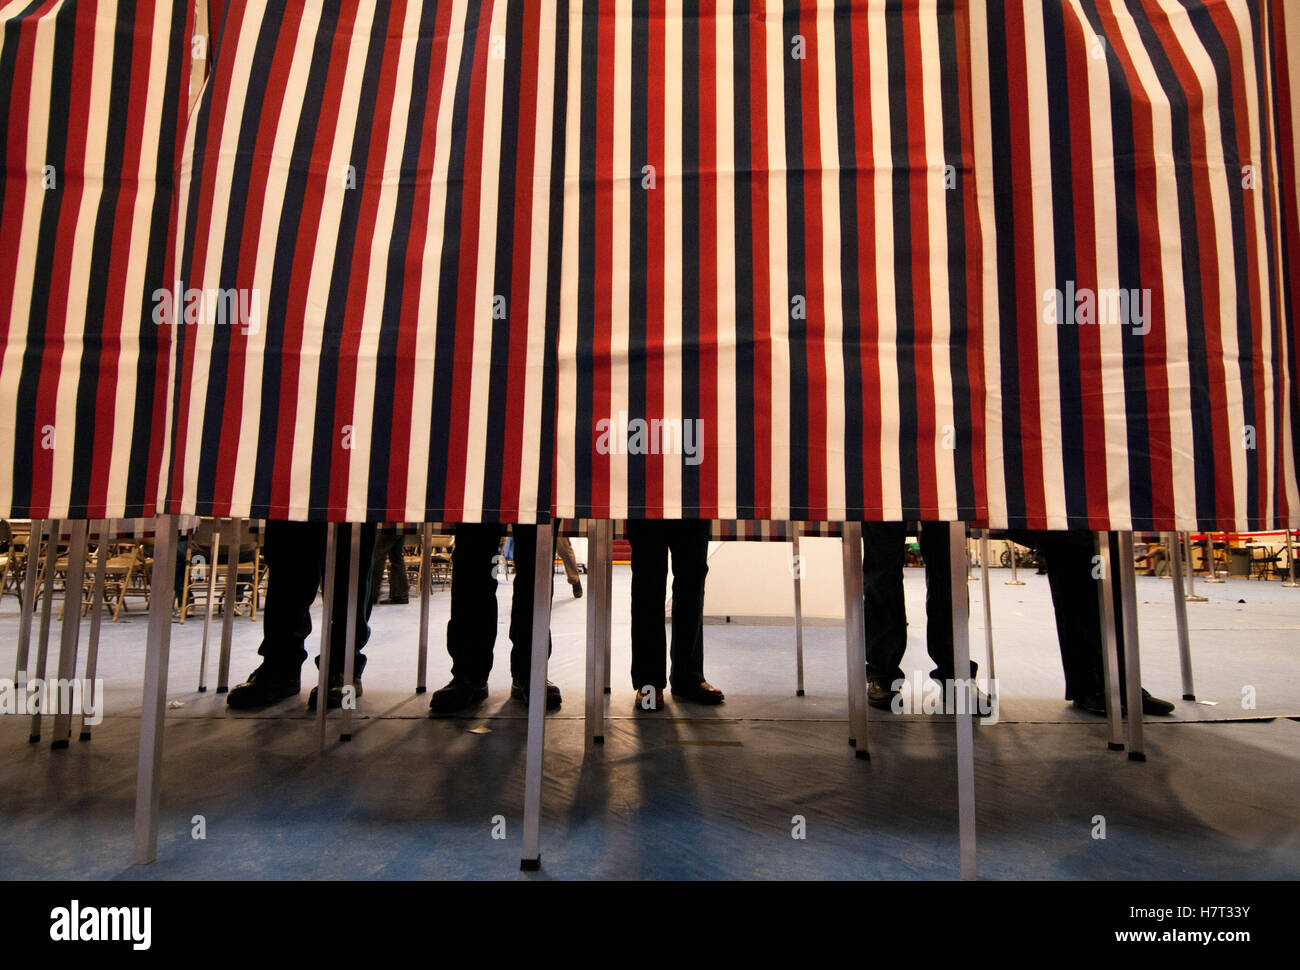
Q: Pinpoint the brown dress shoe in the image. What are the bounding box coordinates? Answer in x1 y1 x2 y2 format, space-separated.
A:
634 685 665 710
671 681 725 704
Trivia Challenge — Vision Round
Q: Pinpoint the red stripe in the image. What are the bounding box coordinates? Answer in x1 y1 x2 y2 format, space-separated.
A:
30 0 99 515
849 6 882 519
89 0 158 516
268 0 363 517
591 2 614 517
500 0 543 521
328 0 407 519
386 0 455 519
443 3 494 521
747 2 771 518
1004 5 1047 528
1061 4 1108 526
902 8 938 519
1099 5 1175 527
645 0 665 515
798 0 827 519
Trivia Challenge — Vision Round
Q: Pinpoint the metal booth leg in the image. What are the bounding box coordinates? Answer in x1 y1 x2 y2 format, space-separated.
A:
521 522 555 870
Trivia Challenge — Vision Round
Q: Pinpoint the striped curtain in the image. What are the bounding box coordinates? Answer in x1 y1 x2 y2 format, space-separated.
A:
0 0 192 519
552 0 987 524
972 0 1300 531
162 0 565 523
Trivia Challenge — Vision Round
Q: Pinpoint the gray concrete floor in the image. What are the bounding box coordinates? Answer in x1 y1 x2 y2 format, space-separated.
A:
1 566 1297 879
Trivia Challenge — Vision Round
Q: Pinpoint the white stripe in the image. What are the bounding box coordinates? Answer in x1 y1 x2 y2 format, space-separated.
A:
0 8 59 515
715 0 738 519
51 0 120 515
1022 2 1068 529
609 0 632 518
868 9 900 519
518 2 561 522
662 0 684 515
345 0 423 520
184 0 268 514
969 0 1006 528
553 0 584 518
405 0 469 518
764 1 790 519
918 3 958 520
816 0 846 520
460 0 510 521
227 3 324 517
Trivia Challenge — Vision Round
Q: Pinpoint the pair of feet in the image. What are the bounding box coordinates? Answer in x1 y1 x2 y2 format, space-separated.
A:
226 657 364 711
428 678 562 716
1072 689 1175 717
633 681 725 710
867 675 994 717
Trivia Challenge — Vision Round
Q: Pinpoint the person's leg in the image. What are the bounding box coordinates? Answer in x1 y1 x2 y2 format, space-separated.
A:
919 522 972 681
1036 530 1106 700
324 523 377 676
507 525 555 687
556 535 582 594
666 520 712 691
861 521 908 685
386 532 409 601
256 521 325 676
368 531 397 605
627 520 669 690
445 523 505 686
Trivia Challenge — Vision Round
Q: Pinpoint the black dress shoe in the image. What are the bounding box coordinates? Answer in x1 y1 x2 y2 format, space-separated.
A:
1073 689 1175 717
868 676 899 711
429 679 489 716
570 580 583 598
671 681 725 704
307 654 366 711
380 596 409 605
511 680 562 710
1072 693 1108 717
226 665 301 709
1140 689 1175 716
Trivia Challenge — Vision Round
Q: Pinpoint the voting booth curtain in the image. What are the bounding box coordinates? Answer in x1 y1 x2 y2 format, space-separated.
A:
1 0 1297 530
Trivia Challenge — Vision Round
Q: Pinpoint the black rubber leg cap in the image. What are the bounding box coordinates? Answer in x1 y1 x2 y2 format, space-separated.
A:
603 687 611 695
1108 742 1125 751
594 736 604 744
415 686 427 694
28 735 39 744
520 858 540 872
1183 694 1195 701
855 749 871 761
215 687 228 694
1128 751 1146 762
796 690 805 697
50 739 69 750
848 737 857 747
79 732 91 741
198 686 207 693
340 733 352 742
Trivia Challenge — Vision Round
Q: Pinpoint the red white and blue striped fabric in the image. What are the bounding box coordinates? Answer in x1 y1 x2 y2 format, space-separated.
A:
0 0 193 519
972 0 1300 531
552 0 988 525
162 0 566 523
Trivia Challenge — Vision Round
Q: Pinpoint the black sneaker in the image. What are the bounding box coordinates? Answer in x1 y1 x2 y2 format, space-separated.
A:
307 655 366 711
429 678 489 716
226 664 301 709
868 676 899 711
510 679 562 711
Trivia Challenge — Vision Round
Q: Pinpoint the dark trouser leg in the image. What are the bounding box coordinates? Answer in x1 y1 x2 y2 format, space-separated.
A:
861 522 908 685
386 536 409 600
369 532 399 605
323 523 376 676
447 523 505 685
257 521 326 676
627 520 669 690
507 525 554 686
920 522 973 681
1035 530 1105 700
666 519 711 690
174 535 190 606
